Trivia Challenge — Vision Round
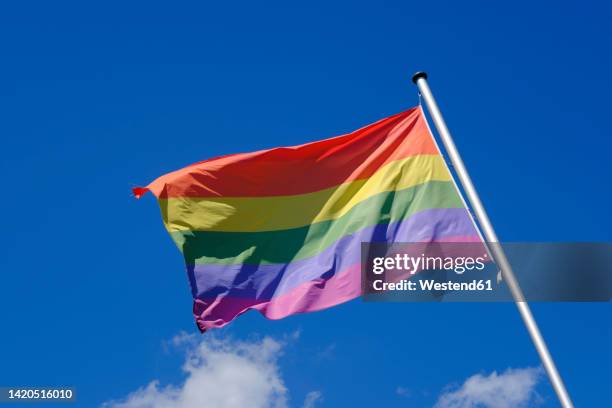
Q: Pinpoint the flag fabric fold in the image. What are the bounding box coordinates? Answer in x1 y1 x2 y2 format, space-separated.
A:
135 106 480 332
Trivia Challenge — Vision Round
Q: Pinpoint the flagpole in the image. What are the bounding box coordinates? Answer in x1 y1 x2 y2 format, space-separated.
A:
412 71 574 408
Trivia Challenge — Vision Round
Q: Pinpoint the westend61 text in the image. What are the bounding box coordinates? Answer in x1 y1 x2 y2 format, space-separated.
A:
371 279 493 292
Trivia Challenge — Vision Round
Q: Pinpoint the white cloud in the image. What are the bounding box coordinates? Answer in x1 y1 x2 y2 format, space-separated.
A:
102 334 289 408
314 344 336 362
396 386 411 398
434 367 543 408
302 391 322 408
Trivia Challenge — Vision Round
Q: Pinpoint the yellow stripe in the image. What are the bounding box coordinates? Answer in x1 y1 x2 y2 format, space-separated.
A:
159 154 451 232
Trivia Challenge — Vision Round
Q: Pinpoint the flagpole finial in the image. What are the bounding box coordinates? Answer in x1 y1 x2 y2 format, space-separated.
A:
411 71 428 84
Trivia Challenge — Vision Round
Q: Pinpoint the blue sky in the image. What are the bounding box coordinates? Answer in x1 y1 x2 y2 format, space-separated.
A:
1 1 611 406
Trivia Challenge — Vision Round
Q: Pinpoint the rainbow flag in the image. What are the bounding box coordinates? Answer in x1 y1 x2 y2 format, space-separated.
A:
134 106 480 331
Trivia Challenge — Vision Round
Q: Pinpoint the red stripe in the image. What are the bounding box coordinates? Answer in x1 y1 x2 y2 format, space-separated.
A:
137 106 436 198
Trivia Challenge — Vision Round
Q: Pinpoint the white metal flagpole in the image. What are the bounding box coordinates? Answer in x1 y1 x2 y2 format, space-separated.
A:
412 71 574 408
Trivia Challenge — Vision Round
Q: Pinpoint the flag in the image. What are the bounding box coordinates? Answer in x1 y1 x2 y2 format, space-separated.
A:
134 106 480 332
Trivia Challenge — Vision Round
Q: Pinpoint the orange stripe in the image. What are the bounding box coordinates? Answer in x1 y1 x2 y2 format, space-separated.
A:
139 107 436 198
160 155 451 232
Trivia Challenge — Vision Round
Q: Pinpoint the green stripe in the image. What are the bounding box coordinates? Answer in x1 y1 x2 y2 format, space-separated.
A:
170 180 463 265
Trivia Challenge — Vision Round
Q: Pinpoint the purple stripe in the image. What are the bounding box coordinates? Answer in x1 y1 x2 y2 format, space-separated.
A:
194 263 364 331
188 208 479 302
